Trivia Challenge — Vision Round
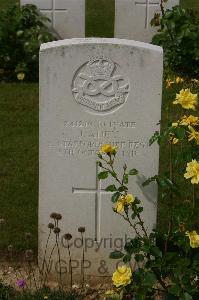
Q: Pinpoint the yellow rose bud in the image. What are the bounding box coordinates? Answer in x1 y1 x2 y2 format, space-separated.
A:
166 78 174 88
186 231 199 248
105 290 114 296
172 138 179 144
175 76 184 84
125 194 135 204
112 265 132 287
172 122 179 128
100 144 117 155
17 72 25 81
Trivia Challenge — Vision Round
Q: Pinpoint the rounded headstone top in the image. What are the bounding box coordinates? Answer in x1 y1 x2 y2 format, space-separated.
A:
40 38 163 53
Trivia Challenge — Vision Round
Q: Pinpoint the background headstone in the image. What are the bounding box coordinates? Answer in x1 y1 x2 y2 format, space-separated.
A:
115 0 179 42
21 0 85 38
39 38 163 277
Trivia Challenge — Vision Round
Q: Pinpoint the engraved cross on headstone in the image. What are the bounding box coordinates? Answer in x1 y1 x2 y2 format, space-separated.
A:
135 0 160 29
40 0 68 29
72 163 111 242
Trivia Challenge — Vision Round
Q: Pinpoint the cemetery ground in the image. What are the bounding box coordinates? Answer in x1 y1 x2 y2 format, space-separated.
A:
0 0 198 255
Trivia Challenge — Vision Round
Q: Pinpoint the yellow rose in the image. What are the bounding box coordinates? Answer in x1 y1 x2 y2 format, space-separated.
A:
115 199 125 213
184 160 199 184
125 194 135 204
17 72 25 81
186 231 199 248
173 89 198 110
100 144 117 155
180 115 199 126
112 265 132 287
115 194 135 213
175 76 184 84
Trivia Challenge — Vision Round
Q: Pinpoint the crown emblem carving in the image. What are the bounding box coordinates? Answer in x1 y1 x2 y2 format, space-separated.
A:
88 56 115 80
72 56 129 113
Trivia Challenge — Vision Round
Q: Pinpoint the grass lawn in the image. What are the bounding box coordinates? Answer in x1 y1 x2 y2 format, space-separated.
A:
0 0 198 253
0 84 38 253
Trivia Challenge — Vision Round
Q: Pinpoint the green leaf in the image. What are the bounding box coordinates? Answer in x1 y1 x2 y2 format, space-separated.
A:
109 251 124 259
143 271 156 287
123 174 128 184
168 285 181 297
105 185 117 192
181 292 192 300
149 131 161 145
123 254 131 263
129 169 138 175
111 192 120 203
135 254 144 262
142 175 158 186
118 186 128 192
98 171 108 179
150 245 162 258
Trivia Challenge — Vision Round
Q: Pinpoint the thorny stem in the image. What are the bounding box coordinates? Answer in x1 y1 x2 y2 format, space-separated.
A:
100 154 168 292
164 142 173 254
192 184 195 209
122 211 142 238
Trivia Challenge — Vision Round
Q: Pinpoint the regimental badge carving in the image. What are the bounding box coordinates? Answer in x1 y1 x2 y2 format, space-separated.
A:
72 56 129 113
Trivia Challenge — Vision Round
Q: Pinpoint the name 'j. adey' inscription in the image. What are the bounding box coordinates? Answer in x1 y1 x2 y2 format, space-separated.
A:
48 119 150 158
72 56 129 112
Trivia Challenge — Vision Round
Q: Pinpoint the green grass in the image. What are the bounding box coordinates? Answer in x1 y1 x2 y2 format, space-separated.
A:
0 0 18 10
181 0 199 12
86 0 115 38
0 83 38 253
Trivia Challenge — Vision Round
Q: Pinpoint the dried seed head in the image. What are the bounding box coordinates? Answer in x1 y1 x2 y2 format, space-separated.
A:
8 245 13 252
78 227 85 233
53 227 61 234
64 233 72 240
24 232 32 240
50 212 58 219
48 223 54 229
56 213 62 221
25 249 33 261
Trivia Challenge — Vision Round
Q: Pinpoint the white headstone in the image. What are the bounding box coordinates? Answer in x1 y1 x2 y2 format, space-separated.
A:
115 0 179 42
20 0 85 38
39 38 163 277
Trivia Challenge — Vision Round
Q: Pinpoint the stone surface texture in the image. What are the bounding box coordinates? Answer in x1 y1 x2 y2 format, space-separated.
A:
115 0 179 42
39 38 163 277
21 0 85 38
